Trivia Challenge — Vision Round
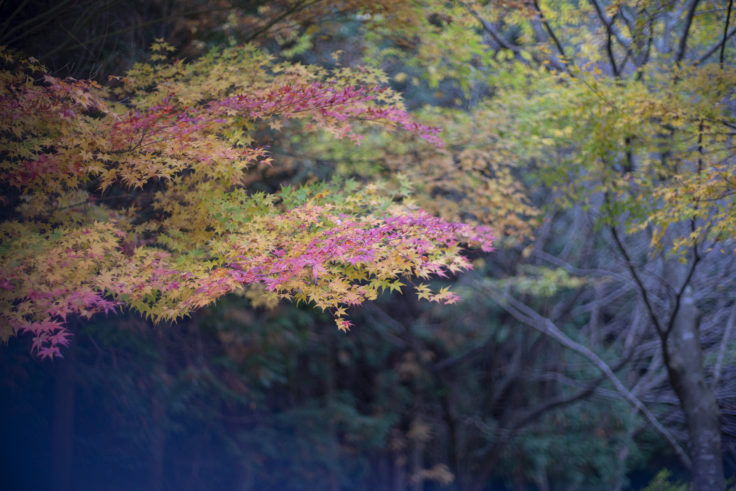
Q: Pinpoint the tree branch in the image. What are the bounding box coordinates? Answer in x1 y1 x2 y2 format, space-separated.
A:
531 0 573 74
533 249 630 282
675 0 702 63
510 347 635 431
463 2 570 74
697 25 736 64
463 3 517 52
489 287 693 470
605 14 620 77
0 0 78 45
607 221 666 337
587 0 632 50
721 0 734 67
243 0 321 44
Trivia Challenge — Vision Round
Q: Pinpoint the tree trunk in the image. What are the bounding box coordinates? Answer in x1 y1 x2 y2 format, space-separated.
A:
51 352 75 491
150 390 165 491
664 288 724 490
149 329 167 491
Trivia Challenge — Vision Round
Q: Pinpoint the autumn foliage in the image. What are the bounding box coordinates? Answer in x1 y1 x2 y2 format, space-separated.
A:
0 44 493 358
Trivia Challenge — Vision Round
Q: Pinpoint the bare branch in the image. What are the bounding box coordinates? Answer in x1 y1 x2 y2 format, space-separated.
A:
607 26 620 77
675 0 702 63
462 2 570 74
510 372 607 429
696 27 736 64
533 249 630 282
0 0 77 45
511 346 636 430
243 0 321 44
587 0 632 50
608 222 666 337
721 0 734 67
531 0 573 73
490 288 693 470
463 3 517 52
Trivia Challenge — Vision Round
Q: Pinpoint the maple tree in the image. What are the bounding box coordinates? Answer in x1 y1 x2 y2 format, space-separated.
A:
0 43 494 360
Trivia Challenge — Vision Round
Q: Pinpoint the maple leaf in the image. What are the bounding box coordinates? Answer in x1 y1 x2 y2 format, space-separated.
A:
415 283 432 301
335 317 353 332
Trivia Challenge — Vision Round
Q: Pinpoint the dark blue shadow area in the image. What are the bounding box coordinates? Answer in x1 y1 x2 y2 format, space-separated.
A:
1 304 731 491
0 339 53 491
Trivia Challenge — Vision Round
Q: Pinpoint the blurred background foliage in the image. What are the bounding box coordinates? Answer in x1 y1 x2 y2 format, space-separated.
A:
2 0 736 490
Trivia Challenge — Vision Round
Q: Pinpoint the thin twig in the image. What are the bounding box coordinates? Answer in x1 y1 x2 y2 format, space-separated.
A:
607 220 665 337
